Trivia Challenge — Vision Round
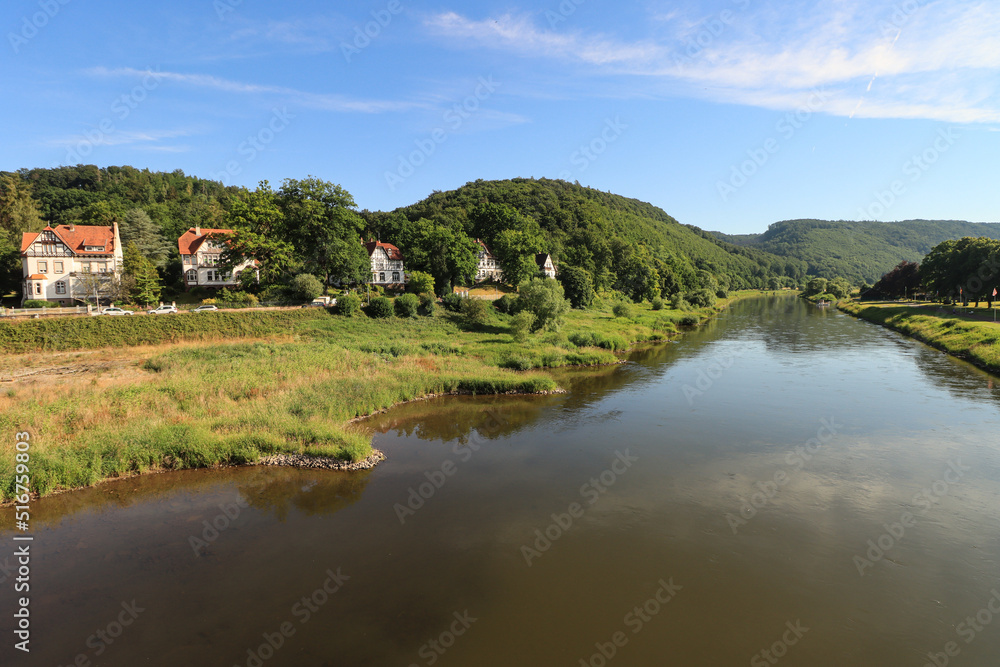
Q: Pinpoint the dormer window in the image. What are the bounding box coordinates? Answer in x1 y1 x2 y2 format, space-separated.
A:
85 245 106 252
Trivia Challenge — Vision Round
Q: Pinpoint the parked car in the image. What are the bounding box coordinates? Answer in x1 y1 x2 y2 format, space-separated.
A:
191 304 218 312
98 306 134 316
302 296 336 308
148 305 178 315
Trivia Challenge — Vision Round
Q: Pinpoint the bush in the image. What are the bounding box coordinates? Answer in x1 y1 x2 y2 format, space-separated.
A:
442 292 464 312
558 265 595 309
366 296 394 319
716 289 728 299
23 300 58 308
201 298 217 305
651 296 664 311
510 310 535 342
417 292 436 316
612 301 632 318
670 293 690 310
290 274 324 301
494 293 517 315
334 292 362 317
679 314 699 326
394 293 419 318
686 289 717 308
460 298 491 328
218 289 259 306
407 271 435 295
517 277 570 332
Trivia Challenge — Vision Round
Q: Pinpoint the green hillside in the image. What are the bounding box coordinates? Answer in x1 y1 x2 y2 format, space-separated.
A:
381 178 807 294
712 219 1000 283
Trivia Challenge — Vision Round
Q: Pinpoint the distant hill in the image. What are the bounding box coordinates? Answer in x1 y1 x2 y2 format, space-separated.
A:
390 178 807 291
711 219 1000 283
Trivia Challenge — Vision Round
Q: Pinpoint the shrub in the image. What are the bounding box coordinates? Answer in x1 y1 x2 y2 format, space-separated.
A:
334 292 362 317
715 289 729 299
612 301 633 318
407 271 435 295
290 274 324 301
442 292 464 312
218 289 259 306
201 298 217 305
558 265 595 309
366 296 393 318
670 293 690 310
394 293 419 318
679 314 699 326
686 289 716 308
517 277 570 332
494 293 517 315
460 298 491 328
510 310 535 342
651 296 664 311
23 300 58 308
417 292 436 316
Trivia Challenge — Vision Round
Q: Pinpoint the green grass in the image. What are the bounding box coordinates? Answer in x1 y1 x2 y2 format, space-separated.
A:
839 300 1000 373
0 292 757 501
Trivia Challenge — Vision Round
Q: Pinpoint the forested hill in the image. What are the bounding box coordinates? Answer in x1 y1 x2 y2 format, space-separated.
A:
712 219 1000 283
383 178 807 293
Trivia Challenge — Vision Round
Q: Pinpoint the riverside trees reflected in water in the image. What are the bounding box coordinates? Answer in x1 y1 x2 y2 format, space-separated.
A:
3 295 1000 666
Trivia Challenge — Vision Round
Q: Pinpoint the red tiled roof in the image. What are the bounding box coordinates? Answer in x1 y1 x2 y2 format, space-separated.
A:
27 274 46 280
178 228 234 255
365 240 403 261
476 238 494 256
21 225 117 256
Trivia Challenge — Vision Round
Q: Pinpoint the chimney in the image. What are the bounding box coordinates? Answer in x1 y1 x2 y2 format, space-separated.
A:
195 224 202 236
68 223 75 232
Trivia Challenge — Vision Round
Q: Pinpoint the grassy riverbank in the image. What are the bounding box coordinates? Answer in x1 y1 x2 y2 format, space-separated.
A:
1 292 763 501
838 300 1000 373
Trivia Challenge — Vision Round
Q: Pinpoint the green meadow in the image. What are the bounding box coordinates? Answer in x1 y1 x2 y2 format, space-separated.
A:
0 294 750 501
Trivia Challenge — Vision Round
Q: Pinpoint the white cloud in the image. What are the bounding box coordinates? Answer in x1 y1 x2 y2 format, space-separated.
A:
424 1 1000 124
87 67 424 114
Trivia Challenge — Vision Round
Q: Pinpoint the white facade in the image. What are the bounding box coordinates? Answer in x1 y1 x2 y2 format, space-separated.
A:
21 224 124 305
179 227 257 290
536 253 556 279
475 239 503 282
366 241 406 286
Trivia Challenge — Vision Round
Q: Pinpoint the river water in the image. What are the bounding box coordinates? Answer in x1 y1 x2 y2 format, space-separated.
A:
3 295 1000 666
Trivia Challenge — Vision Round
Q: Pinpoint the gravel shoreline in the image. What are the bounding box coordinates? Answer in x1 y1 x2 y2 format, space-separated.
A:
257 449 387 471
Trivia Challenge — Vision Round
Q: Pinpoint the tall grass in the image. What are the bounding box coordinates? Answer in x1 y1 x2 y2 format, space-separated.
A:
1 293 756 500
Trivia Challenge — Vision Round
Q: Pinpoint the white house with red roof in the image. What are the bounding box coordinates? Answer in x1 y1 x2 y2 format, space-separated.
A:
178 226 257 291
365 239 406 287
535 253 556 279
20 222 124 305
475 239 503 282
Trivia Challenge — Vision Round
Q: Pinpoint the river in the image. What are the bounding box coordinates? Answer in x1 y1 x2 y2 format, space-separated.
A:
3 295 1000 666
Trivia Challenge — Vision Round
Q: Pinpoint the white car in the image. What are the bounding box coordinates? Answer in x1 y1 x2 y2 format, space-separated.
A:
148 305 178 315
98 306 134 316
191 304 218 312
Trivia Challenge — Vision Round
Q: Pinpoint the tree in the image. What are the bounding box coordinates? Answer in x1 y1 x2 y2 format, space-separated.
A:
278 177 369 289
394 293 419 318
217 182 292 284
407 270 435 295
803 277 828 297
399 218 478 296
558 265 595 309
492 228 545 288
290 273 324 301
120 208 171 269
509 310 535 342
827 277 853 299
517 277 570 332
122 242 162 305
0 174 44 236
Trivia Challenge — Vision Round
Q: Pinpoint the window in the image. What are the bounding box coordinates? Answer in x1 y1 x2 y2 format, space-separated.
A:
35 283 41 295
38 261 48 273
55 281 66 295
185 269 197 283
99 262 108 273
54 261 63 273
82 264 91 273
379 272 385 282
392 272 400 282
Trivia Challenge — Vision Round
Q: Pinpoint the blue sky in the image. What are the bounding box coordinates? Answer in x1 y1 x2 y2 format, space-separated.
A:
2 0 998 234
